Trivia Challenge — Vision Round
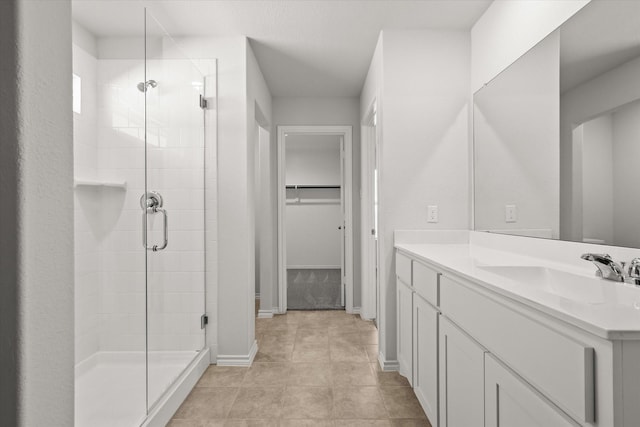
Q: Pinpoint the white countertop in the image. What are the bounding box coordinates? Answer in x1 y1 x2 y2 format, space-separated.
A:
396 242 640 340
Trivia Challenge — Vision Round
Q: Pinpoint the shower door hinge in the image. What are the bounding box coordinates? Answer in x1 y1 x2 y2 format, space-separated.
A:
200 314 209 329
199 95 208 109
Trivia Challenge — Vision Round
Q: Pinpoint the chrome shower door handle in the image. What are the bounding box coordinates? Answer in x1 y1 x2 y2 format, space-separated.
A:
140 191 168 252
152 207 168 252
142 207 169 251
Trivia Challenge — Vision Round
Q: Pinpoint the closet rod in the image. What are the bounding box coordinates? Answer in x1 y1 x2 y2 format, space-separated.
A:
285 185 341 189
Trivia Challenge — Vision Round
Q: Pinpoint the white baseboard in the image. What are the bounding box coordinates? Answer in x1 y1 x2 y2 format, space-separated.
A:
142 348 210 427
378 352 400 372
208 344 218 364
348 306 361 315
358 311 376 321
216 340 258 367
257 309 274 319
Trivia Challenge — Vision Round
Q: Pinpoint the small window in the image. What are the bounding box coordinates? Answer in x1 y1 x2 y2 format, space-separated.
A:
72 73 81 114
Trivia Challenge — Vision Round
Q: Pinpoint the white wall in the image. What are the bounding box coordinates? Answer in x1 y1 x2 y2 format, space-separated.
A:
474 32 560 237
361 29 470 366
255 125 272 307
0 0 74 425
285 136 341 268
581 115 614 244
359 34 382 322
471 0 590 93
286 136 341 185
612 100 640 247
272 96 362 307
360 34 382 117
561 55 640 242
246 39 273 325
168 36 255 360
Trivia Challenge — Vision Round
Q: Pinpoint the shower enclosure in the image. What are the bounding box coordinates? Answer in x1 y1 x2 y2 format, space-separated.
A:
73 8 215 426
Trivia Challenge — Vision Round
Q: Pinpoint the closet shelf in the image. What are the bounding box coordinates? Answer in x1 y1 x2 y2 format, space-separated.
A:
285 185 340 189
74 179 127 190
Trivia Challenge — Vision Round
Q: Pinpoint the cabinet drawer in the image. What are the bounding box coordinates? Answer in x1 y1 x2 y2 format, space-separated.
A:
413 261 439 306
396 251 412 286
440 275 594 423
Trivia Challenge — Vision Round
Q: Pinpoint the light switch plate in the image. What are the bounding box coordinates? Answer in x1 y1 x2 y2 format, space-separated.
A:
505 205 517 223
428 205 438 223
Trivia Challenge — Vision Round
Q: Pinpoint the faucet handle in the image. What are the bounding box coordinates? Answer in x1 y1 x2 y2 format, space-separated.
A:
629 258 640 278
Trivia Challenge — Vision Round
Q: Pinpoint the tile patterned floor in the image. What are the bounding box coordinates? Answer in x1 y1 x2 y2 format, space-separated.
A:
168 310 432 427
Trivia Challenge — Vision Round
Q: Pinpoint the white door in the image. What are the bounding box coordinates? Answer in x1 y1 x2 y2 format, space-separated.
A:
340 136 346 307
485 354 580 427
371 125 380 323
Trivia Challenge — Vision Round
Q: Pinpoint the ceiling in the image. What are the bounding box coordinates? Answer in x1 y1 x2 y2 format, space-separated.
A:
72 0 491 97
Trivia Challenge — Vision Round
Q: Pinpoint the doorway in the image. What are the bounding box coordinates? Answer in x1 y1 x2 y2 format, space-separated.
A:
277 125 354 313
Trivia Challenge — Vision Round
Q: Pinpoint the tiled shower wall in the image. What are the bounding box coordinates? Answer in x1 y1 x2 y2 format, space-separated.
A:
144 57 208 352
97 58 148 352
73 39 215 362
73 44 101 363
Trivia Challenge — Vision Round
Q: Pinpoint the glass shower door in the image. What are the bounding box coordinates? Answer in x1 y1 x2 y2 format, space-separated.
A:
143 9 206 411
73 7 148 426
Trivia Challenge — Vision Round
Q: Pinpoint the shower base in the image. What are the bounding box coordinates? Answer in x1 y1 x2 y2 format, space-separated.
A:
75 350 207 427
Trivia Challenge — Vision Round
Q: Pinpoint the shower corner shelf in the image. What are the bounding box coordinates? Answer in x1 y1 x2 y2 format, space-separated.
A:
74 178 127 190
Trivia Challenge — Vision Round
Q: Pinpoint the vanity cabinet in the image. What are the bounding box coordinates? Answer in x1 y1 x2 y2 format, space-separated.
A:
485 354 580 427
394 247 627 427
439 316 486 427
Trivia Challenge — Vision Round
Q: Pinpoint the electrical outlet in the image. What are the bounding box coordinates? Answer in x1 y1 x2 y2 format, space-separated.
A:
505 205 517 223
428 205 438 223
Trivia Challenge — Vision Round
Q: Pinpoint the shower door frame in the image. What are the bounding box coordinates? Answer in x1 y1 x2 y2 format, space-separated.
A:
276 125 354 314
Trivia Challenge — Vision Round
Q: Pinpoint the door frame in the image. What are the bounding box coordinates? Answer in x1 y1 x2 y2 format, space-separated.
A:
277 125 354 314
360 100 379 321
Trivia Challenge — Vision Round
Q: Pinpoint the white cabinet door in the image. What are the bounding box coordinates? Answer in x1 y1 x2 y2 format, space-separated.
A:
413 294 439 426
439 316 485 427
485 354 580 427
397 278 413 384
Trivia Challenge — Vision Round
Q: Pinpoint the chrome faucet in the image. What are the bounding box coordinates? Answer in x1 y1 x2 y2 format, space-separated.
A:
580 253 625 282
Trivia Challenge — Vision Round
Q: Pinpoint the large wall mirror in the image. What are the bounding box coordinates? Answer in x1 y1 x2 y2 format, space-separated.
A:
474 0 640 248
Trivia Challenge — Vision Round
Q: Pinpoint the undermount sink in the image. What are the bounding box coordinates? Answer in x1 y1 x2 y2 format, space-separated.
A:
476 265 607 304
